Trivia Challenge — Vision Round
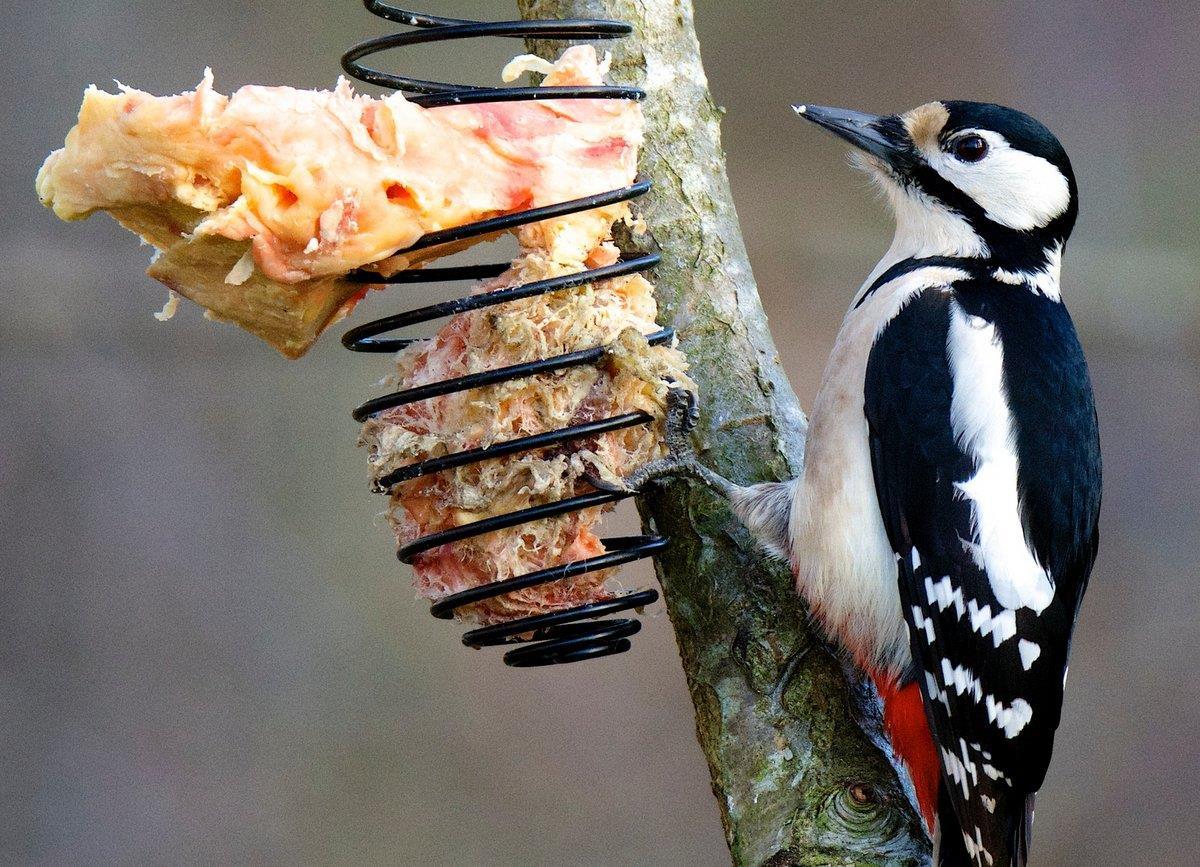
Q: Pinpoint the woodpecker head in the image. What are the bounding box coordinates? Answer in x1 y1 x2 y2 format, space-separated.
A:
795 100 1076 272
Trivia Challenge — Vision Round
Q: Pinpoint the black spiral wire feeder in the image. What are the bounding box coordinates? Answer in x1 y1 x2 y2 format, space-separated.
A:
341 2 667 666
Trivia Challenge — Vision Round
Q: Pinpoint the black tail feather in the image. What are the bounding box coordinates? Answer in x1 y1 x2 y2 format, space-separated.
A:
934 785 1037 867
1011 793 1035 867
934 785 974 867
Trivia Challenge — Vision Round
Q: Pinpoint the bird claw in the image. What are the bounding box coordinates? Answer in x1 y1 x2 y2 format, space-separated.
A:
624 385 704 492
579 388 701 494
581 470 627 494
664 385 700 447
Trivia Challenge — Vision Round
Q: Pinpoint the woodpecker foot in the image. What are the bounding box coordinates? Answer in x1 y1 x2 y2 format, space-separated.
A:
662 383 701 455
581 470 626 494
580 386 699 494
624 387 738 498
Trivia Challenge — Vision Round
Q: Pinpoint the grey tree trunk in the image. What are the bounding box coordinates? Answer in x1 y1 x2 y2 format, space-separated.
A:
518 1 932 864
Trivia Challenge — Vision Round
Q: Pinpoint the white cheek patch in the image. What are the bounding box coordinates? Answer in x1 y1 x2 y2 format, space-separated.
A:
926 130 1071 231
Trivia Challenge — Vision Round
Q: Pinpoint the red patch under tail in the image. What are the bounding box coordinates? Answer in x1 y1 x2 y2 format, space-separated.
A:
873 674 939 832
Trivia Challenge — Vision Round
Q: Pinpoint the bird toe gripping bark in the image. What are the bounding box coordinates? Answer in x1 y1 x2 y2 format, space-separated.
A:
622 386 737 497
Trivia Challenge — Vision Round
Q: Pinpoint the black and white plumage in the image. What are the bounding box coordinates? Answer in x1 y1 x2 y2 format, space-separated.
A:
796 101 1099 866
865 266 1099 865
632 99 1101 867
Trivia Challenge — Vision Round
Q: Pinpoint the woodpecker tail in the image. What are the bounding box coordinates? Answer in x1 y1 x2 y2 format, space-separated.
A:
1011 792 1035 867
933 784 1036 867
933 784 973 866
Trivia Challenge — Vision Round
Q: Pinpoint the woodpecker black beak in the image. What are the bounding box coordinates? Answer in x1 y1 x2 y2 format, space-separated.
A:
793 104 915 173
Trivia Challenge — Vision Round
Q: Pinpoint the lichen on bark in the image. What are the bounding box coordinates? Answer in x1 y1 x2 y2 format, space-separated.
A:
518 1 931 864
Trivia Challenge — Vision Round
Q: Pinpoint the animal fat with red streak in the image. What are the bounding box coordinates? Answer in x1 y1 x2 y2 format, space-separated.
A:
37 47 641 358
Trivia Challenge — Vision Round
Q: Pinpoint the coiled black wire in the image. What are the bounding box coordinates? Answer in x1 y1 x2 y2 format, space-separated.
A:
341 1 665 666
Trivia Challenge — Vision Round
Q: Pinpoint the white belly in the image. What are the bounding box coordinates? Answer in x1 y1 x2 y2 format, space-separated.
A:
789 266 968 677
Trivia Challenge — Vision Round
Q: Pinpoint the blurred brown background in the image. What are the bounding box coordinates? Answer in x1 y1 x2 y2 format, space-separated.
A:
4 1 1198 864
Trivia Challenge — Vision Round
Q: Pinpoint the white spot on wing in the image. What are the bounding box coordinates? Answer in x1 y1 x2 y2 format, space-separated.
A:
941 737 979 799
985 694 1034 738
925 670 952 714
966 599 1018 647
989 609 1017 645
925 582 1019 647
933 650 1034 737
1019 638 1042 670
927 576 967 618
948 303 1055 613
982 762 1012 785
963 824 995 866
968 599 991 632
942 658 984 703
912 605 936 644
1005 698 1034 737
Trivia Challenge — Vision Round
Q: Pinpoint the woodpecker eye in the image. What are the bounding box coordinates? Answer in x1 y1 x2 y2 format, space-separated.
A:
952 134 988 162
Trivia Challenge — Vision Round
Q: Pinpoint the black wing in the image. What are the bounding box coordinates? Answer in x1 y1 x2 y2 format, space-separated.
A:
864 283 1100 866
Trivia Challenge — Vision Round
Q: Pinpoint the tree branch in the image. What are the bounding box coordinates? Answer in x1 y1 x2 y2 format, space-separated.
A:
518 1 931 864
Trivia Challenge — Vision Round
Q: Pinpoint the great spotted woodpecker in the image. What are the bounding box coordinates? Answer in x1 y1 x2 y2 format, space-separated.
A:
630 101 1101 866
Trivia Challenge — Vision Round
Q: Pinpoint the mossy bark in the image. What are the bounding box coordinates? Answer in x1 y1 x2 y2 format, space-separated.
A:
519 1 932 864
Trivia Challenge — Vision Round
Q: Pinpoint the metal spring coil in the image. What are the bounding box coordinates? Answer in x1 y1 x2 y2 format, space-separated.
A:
341 2 666 666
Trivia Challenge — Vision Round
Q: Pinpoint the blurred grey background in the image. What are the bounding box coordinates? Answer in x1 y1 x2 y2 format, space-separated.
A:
3 1 1198 864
